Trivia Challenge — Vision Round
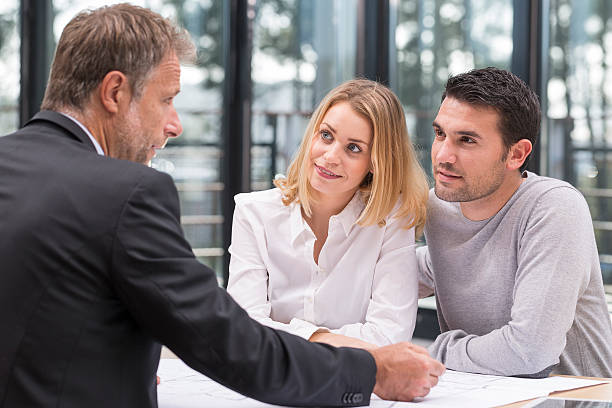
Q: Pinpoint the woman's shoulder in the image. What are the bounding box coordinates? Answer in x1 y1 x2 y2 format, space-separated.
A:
234 188 287 210
378 195 418 231
383 195 409 219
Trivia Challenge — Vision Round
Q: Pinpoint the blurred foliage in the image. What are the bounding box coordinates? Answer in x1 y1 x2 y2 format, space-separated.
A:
395 0 512 173
164 0 225 90
162 0 302 90
546 0 612 257
0 13 15 53
255 0 299 62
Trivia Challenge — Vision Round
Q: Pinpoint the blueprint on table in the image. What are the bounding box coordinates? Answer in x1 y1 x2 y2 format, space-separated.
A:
157 359 607 408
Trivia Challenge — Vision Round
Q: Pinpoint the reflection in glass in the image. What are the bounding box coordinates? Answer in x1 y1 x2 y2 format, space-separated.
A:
528 398 612 408
544 0 612 278
156 0 226 283
392 0 513 173
0 1 19 134
250 0 358 190
52 0 227 282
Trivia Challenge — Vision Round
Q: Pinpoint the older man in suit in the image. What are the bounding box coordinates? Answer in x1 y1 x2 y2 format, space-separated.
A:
0 4 443 407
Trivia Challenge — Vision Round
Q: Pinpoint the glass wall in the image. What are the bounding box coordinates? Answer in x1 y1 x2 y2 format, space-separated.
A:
0 0 19 134
543 0 612 283
250 0 358 190
19 0 612 290
156 0 226 283
392 0 513 174
52 0 227 282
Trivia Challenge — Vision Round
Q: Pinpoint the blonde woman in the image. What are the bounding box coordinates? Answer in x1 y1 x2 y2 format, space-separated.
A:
227 79 428 349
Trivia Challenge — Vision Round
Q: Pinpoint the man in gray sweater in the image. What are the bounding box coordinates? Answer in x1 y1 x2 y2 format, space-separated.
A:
418 67 612 378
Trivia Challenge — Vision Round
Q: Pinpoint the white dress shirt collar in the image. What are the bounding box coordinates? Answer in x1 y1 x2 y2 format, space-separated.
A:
289 191 365 245
58 112 105 156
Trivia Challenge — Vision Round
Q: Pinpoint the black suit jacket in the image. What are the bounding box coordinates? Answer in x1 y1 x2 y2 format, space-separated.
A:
0 111 376 407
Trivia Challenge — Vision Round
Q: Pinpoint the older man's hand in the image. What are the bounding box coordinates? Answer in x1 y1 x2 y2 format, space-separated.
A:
369 342 445 401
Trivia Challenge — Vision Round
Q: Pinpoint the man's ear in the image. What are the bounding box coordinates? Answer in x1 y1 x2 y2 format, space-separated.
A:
506 139 532 171
98 71 130 114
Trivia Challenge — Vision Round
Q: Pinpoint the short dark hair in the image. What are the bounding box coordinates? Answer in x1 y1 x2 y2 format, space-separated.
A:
441 67 541 172
41 3 195 112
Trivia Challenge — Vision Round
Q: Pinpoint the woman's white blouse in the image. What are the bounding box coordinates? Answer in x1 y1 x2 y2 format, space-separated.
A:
226 188 418 346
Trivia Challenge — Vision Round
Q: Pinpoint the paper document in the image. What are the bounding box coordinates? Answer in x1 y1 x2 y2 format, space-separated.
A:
158 359 276 408
157 359 608 408
398 370 607 408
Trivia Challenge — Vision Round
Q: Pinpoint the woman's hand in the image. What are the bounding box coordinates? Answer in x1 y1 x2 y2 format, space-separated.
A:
309 331 376 350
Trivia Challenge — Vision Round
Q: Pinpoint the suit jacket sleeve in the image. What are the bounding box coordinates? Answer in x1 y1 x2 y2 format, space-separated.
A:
109 170 376 407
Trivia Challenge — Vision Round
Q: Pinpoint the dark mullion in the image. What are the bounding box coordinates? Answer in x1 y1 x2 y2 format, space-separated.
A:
511 0 545 174
221 0 253 287
19 0 53 126
356 0 390 85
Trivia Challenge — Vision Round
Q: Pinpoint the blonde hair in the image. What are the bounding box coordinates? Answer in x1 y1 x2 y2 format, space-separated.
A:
274 79 429 236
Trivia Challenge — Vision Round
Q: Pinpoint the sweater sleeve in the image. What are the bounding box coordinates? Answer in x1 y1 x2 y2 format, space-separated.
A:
428 186 593 377
417 245 435 298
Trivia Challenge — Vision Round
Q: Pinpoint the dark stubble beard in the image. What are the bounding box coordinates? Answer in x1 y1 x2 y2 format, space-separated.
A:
433 160 506 203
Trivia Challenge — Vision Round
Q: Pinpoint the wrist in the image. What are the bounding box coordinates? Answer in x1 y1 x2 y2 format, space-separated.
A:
308 330 330 342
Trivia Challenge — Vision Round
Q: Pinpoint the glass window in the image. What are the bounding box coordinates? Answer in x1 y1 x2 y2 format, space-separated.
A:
0 1 19 134
543 0 612 283
392 0 513 174
250 0 358 190
52 0 227 283
155 1 226 283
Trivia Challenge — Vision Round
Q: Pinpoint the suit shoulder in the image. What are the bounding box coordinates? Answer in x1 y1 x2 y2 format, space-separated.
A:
81 156 176 202
94 155 172 181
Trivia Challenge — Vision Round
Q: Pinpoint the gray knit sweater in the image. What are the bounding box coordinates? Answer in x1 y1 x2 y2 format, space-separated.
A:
418 172 612 377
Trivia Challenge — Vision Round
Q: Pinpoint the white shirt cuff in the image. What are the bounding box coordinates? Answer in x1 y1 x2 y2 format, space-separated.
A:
289 318 329 340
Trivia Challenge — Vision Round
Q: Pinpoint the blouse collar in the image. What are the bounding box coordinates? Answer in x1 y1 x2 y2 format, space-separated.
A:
289 191 366 244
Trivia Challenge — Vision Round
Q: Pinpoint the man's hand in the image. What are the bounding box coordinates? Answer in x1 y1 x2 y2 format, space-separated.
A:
369 342 445 401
